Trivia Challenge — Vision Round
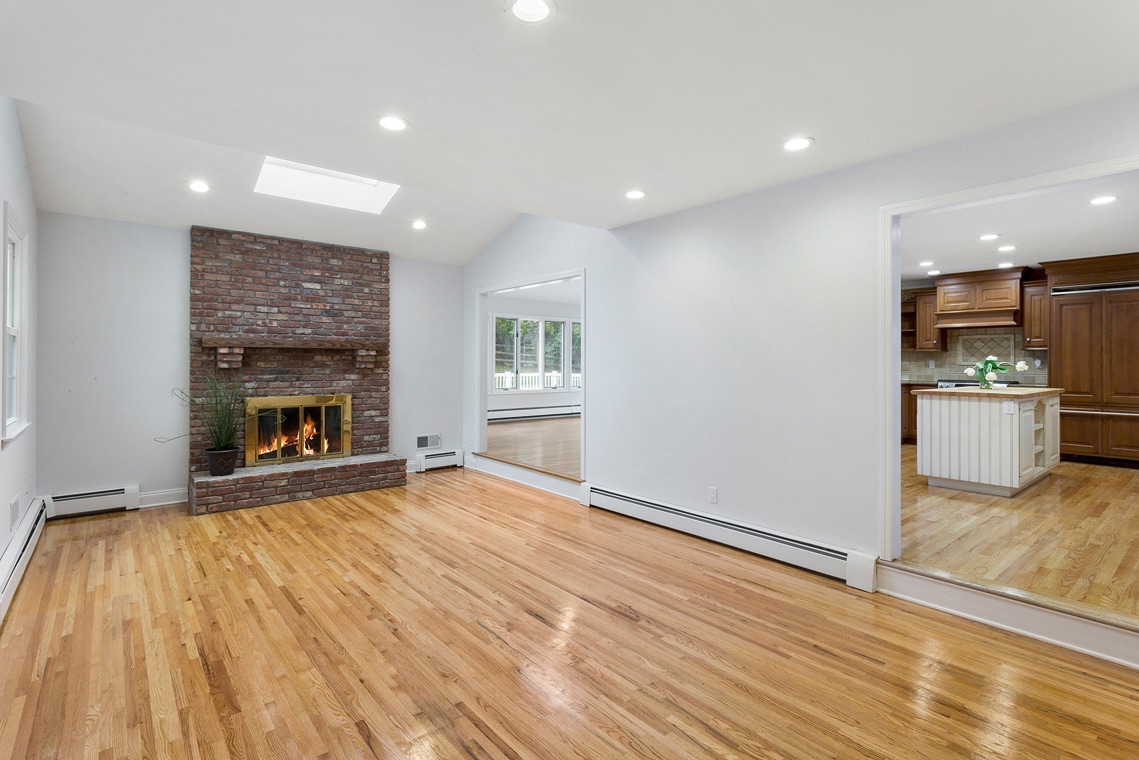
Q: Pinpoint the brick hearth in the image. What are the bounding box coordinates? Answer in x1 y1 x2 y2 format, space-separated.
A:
189 453 406 515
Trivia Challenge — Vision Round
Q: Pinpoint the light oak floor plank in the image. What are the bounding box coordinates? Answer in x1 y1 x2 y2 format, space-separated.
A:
901 443 1139 621
2 468 1138 758
485 416 580 479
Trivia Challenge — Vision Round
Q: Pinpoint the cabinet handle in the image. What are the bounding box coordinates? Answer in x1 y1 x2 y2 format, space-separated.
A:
1059 409 1139 418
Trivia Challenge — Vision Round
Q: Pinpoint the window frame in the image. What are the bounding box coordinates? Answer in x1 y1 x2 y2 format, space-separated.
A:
2 202 28 445
491 312 580 394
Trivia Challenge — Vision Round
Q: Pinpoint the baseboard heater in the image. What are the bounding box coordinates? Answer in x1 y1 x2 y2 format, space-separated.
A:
1 497 46 625
415 450 464 473
48 485 140 518
488 405 581 421
586 485 876 591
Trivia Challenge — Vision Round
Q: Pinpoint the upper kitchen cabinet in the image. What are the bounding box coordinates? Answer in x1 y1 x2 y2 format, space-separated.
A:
914 290 943 351
901 288 942 352
1022 281 1050 350
933 268 1027 329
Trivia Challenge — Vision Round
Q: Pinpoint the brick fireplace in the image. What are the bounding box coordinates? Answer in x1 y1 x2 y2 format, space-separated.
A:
187 227 406 514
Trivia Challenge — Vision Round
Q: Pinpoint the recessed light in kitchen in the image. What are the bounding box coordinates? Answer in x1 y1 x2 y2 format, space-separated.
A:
412 219 427 230
190 180 210 193
378 116 408 131
1091 195 1117 205
979 234 1000 241
997 245 1016 252
508 0 556 23
625 190 646 200
783 137 814 151
997 262 1014 268
918 261 933 267
927 270 941 276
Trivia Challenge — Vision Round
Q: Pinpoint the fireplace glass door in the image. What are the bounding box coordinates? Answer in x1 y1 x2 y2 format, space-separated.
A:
245 395 351 466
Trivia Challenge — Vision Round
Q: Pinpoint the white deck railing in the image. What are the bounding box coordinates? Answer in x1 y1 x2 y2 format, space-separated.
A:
495 372 582 390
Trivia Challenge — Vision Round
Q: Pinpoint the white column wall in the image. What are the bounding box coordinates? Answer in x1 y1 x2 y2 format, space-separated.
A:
388 255 463 461
463 86 1139 557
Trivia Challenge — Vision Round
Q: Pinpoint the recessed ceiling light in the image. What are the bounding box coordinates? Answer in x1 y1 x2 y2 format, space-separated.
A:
927 270 941 276
625 190 646 200
998 245 1016 252
190 180 210 193
254 156 399 215
979 233 1000 241
508 0 556 23
997 262 1014 268
783 137 814 151
378 116 408 131
412 219 426 230
918 261 933 267
1090 195 1117 205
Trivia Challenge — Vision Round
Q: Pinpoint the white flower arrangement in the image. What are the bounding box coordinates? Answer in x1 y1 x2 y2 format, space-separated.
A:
965 355 1030 389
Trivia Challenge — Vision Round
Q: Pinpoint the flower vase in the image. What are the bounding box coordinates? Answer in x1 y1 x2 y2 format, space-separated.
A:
978 377 992 390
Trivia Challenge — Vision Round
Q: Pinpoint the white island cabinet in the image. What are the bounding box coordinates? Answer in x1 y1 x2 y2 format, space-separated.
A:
911 387 1063 496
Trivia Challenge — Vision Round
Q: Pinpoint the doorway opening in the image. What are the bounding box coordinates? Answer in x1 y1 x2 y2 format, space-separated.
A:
477 273 584 481
887 163 1139 629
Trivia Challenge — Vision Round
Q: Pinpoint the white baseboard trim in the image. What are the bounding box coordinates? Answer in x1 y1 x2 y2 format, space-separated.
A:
466 455 581 500
878 564 1139 671
139 488 189 509
0 497 47 626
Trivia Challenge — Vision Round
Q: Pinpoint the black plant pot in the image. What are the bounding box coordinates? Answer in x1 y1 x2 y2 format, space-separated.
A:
205 447 239 476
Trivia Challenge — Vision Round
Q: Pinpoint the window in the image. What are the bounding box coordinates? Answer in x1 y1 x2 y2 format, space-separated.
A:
544 321 564 388
570 321 582 388
493 315 581 392
3 202 26 441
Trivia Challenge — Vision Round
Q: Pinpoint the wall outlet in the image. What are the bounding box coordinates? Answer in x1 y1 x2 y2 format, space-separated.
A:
9 495 19 530
928 360 936 369
708 487 718 504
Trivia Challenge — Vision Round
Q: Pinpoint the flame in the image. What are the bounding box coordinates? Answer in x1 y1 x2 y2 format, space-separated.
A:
303 413 318 456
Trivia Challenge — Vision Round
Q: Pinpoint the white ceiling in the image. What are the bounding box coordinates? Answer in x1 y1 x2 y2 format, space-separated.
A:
6 2 1139 263
899 169 1139 281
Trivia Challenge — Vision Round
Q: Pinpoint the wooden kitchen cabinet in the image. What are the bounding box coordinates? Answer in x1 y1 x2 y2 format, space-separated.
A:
913 290 942 351
933 268 1026 328
1022 281 1050 349
1043 252 1139 462
901 301 917 352
902 383 935 443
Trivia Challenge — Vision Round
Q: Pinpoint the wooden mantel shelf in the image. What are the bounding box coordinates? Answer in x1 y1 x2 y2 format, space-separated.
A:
201 335 387 351
200 334 387 370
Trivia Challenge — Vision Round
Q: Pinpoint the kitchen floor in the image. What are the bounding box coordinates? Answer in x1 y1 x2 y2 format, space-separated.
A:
901 443 1139 623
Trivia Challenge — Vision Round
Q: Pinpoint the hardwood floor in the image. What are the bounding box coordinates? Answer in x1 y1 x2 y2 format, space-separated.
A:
3 470 1139 758
485 416 580 480
901 443 1139 620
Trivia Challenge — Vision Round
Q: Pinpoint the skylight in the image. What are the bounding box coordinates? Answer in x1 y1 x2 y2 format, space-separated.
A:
254 157 399 215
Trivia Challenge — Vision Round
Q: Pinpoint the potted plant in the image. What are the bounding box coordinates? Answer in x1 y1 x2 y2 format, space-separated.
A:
177 373 245 475
963 355 1029 389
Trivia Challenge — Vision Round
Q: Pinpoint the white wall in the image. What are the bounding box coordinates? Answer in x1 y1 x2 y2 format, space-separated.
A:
389 255 463 460
486 294 581 414
0 97 38 556
36 212 190 504
464 86 1139 557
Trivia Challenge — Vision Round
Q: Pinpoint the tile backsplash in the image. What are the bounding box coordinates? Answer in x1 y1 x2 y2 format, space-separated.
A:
901 326 1048 385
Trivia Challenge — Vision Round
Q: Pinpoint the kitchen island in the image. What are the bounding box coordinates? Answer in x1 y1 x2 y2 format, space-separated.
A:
911 386 1063 496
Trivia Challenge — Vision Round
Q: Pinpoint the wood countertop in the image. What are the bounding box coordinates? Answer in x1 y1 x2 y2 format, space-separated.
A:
911 386 1063 400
